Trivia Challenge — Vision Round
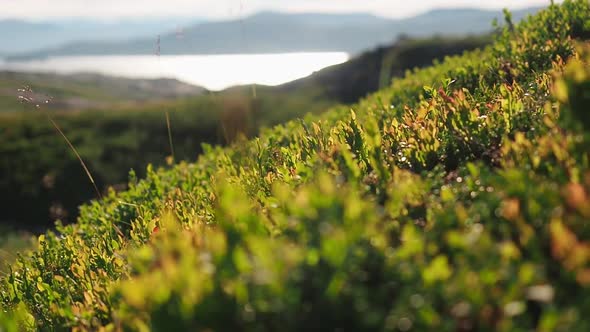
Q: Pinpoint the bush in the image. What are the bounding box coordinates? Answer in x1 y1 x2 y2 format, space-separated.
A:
0 36 484 231
1 1 590 331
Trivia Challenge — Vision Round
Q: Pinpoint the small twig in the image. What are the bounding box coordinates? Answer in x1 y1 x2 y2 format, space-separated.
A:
118 200 139 207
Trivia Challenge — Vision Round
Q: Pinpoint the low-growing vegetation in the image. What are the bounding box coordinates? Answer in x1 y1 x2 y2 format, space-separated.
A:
2 1 590 331
0 228 34 274
0 72 205 113
0 36 487 231
0 90 333 230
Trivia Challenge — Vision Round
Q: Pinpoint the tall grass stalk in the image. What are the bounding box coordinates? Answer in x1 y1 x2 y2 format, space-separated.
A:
165 110 175 162
18 87 102 199
46 114 102 199
48 119 128 235
156 35 176 163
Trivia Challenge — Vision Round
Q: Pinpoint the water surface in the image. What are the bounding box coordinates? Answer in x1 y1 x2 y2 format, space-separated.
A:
0 53 349 91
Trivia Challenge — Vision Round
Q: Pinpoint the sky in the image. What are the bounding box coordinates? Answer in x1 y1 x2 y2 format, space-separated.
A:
1 0 562 21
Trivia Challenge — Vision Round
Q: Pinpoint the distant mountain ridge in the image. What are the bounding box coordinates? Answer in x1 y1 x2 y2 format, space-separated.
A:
0 18 201 54
4 8 541 59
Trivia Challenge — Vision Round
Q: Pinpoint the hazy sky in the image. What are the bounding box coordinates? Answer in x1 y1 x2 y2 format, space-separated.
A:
2 0 561 21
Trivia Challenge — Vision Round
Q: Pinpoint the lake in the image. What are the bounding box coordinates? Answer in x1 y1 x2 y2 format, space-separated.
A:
0 53 349 91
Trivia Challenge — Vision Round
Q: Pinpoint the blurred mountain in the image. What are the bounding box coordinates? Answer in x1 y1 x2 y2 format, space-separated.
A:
0 18 201 54
4 8 540 59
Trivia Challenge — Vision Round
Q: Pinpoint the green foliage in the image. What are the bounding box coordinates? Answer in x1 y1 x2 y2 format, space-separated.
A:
555 43 590 131
2 1 590 331
0 91 332 229
0 228 34 274
0 302 35 332
0 35 486 230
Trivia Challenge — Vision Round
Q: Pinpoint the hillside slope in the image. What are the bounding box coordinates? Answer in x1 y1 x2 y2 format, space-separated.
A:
281 35 491 103
0 36 489 232
0 71 205 112
2 1 590 331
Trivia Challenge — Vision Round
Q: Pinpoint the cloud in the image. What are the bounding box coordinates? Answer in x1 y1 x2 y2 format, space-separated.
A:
1 0 560 20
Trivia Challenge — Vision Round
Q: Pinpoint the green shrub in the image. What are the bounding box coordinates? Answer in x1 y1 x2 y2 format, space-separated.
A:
0 35 486 231
2 1 590 331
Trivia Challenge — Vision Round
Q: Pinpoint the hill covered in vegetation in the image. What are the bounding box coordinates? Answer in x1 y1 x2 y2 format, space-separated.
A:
0 35 488 231
2 1 590 330
281 35 491 103
0 72 205 113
